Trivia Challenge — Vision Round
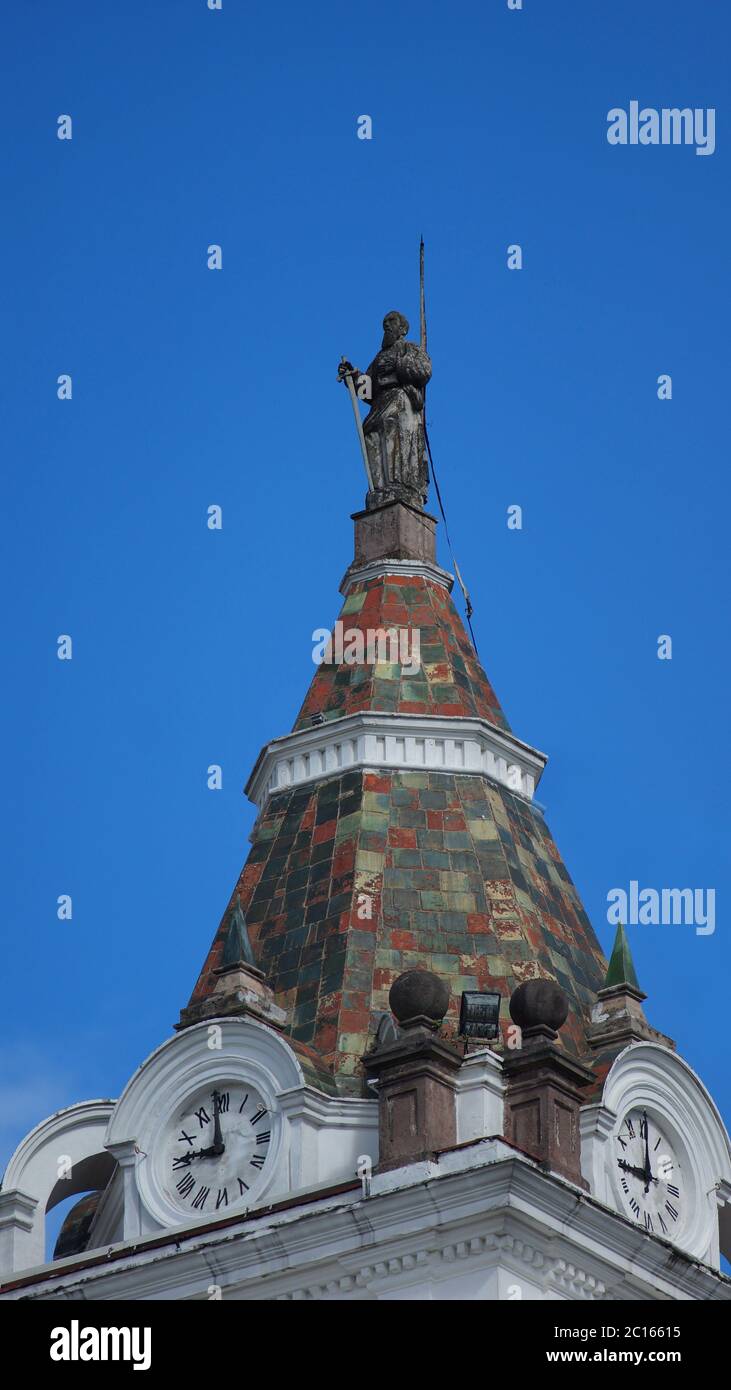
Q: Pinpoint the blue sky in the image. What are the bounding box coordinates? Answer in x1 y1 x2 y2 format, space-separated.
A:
2 1 729 1248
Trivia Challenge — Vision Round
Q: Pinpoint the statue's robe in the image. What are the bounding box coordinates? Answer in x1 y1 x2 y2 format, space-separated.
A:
362 338 432 507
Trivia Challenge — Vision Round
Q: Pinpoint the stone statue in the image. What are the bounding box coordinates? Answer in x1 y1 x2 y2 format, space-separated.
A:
340 311 432 511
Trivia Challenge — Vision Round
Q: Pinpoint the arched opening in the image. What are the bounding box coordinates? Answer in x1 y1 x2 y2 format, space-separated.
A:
44 1151 116 1262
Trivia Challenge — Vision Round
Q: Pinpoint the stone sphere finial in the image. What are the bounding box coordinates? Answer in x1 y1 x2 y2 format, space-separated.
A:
509 979 568 1040
389 969 449 1031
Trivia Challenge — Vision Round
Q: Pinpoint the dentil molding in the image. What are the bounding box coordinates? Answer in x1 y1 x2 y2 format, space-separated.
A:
245 711 547 808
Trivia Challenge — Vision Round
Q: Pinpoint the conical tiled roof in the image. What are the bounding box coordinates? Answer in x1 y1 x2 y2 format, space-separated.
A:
182 501 609 1092
187 767 607 1084
294 573 509 732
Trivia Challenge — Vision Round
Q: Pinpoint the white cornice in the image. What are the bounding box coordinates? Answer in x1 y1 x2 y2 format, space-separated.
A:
5 1145 729 1303
339 558 454 595
245 711 547 808
277 1086 376 1129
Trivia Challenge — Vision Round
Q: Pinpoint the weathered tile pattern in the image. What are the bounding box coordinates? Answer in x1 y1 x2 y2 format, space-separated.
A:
368 770 607 1065
189 770 367 1078
188 767 607 1093
582 1043 628 1103
293 574 509 731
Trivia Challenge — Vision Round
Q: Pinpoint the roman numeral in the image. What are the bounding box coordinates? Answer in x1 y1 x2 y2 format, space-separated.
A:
216 1188 228 1209
644 1212 653 1232
629 1198 641 1216
639 1116 648 1139
214 1090 230 1114
617 1135 627 1151
625 1119 635 1139
192 1186 210 1210
665 1201 679 1221
172 1155 192 1170
176 1173 195 1198
621 1177 629 1193
250 1108 267 1126
667 1184 680 1198
658 1214 668 1234
654 1138 661 1152
178 1129 195 1146
238 1093 249 1114
250 1154 266 1170
238 1177 249 1194
195 1107 211 1128
256 1130 271 1146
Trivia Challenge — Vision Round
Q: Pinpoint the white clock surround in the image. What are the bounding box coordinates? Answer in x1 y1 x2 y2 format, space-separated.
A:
104 1018 377 1241
580 1041 731 1266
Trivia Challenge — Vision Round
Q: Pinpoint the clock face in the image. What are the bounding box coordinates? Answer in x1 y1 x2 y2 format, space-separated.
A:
162 1082 274 1218
613 1108 684 1238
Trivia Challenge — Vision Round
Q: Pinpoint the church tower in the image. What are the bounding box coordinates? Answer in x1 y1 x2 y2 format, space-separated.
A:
1 309 730 1303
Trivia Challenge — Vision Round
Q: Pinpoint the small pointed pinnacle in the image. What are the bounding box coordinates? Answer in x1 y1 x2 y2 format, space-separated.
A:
603 922 641 992
221 898 257 971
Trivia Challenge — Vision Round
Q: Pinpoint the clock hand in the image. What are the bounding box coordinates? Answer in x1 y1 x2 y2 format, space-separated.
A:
175 1096 227 1167
177 1138 226 1165
210 1090 225 1157
175 1146 210 1165
617 1158 658 1184
642 1112 653 1193
617 1159 646 1180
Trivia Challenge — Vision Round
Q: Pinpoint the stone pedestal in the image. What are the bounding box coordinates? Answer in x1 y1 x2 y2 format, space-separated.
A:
363 1026 463 1171
503 1039 594 1189
586 982 675 1052
352 500 437 567
177 961 288 1031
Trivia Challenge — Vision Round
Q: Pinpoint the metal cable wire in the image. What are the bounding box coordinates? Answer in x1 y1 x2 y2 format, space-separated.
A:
423 419 479 655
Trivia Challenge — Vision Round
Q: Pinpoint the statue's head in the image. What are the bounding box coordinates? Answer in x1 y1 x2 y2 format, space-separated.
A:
382 311 409 348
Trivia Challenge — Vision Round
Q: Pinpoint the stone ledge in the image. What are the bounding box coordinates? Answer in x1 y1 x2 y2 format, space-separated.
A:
339 556 454 595
245 711 548 808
